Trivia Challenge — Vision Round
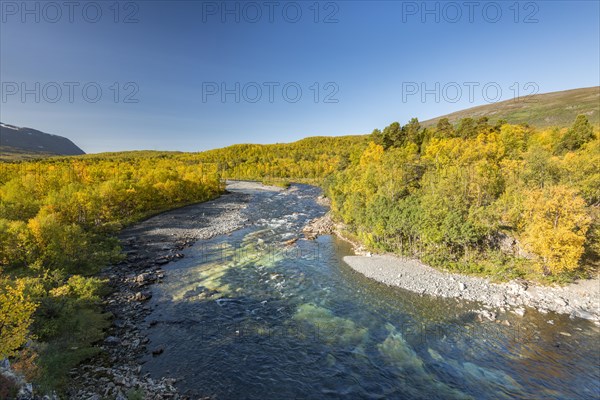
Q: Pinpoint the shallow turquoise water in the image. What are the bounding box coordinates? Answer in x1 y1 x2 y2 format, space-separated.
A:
140 184 600 399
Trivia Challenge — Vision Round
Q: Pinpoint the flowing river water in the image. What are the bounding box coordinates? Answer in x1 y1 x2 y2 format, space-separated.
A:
139 184 600 399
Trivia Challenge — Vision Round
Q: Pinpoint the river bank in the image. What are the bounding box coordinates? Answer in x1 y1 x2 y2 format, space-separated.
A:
343 255 600 323
69 182 283 399
303 212 600 324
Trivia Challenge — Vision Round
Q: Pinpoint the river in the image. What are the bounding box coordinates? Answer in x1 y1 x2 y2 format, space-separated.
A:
138 183 600 399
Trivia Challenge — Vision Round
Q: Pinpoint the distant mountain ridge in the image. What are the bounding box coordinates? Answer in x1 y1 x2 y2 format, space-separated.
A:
0 122 85 159
422 86 600 128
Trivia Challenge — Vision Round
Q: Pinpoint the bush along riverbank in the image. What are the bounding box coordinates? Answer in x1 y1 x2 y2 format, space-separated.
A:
303 210 599 325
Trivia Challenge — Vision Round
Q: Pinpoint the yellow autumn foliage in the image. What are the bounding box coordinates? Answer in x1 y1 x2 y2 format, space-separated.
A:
0 276 37 359
521 186 591 274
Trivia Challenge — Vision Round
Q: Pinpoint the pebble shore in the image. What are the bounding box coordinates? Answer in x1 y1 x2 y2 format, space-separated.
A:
343 254 600 324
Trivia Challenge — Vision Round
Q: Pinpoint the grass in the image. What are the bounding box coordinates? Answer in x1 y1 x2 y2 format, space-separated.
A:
422 86 600 129
17 275 115 394
127 388 145 400
0 146 59 161
34 302 112 393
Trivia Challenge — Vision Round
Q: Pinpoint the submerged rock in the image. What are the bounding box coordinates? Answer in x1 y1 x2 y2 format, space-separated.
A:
293 303 368 346
152 347 164 356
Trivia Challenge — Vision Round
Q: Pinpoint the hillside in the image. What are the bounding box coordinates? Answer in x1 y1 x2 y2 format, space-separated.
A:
0 122 85 160
422 86 600 129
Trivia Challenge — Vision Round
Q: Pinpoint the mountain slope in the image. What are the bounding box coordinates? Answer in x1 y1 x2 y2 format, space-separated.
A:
0 122 85 160
422 86 600 128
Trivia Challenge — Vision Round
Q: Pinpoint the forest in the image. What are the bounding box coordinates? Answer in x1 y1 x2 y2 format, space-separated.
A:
0 115 598 392
0 156 224 390
325 116 598 279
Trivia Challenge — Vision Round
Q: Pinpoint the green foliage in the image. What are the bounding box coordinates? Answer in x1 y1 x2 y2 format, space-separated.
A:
31 275 111 392
555 114 596 153
456 117 477 139
0 373 20 399
326 115 599 279
35 306 110 392
370 119 424 151
261 179 291 188
435 118 454 138
127 388 146 400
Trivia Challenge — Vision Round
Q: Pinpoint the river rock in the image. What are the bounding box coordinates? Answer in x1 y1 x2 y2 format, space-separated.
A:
134 291 152 301
514 308 526 317
104 336 120 346
284 238 298 246
555 297 568 307
479 310 497 321
302 212 334 239
135 272 155 285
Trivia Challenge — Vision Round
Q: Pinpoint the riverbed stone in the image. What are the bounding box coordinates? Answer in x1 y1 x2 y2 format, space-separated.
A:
133 291 152 301
104 336 120 346
513 308 526 317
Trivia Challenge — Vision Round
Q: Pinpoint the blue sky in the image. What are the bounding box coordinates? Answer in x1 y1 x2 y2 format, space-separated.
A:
1 1 599 153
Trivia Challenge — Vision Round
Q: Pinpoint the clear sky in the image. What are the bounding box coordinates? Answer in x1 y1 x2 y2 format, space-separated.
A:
1 0 599 153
